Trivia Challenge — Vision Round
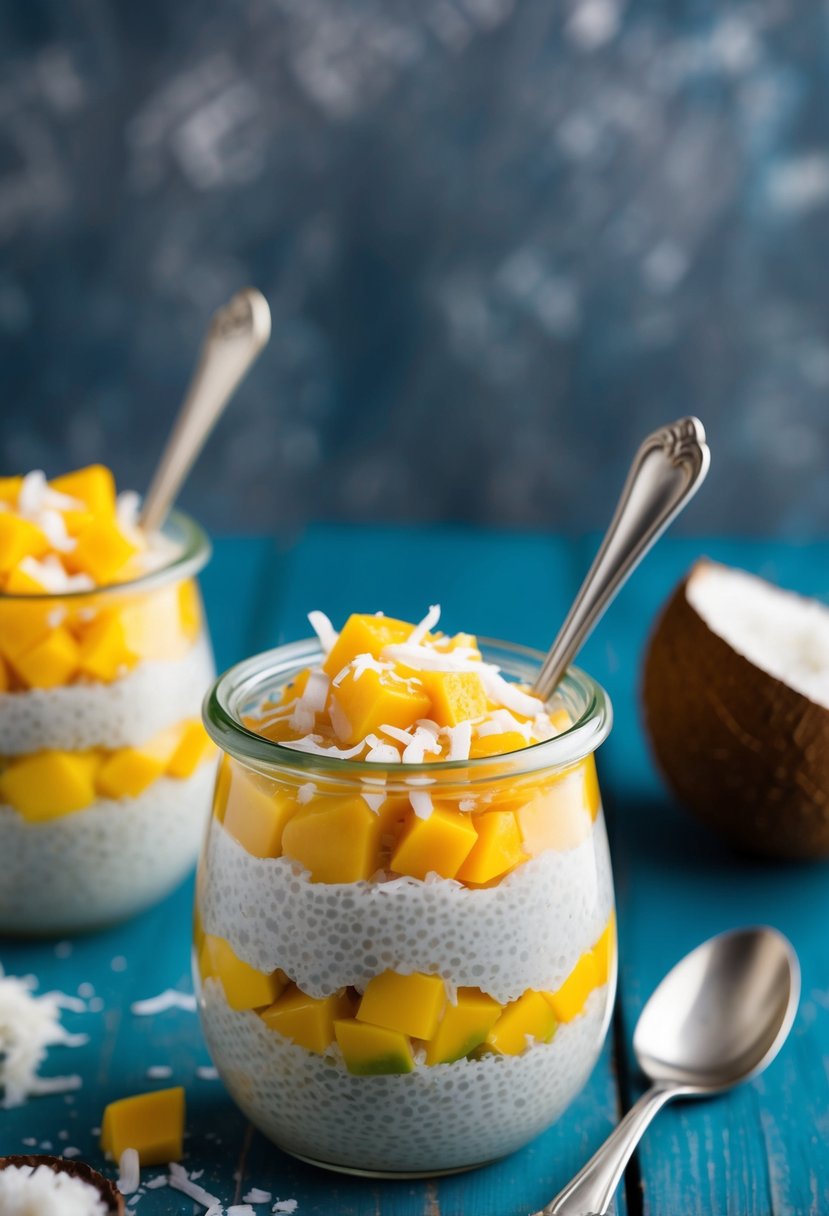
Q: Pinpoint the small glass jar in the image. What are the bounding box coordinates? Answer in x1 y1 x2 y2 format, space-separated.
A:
0 511 216 934
197 637 615 1177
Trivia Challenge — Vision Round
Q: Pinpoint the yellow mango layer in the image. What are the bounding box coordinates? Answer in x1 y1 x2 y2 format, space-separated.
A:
358 971 446 1040
282 796 383 883
592 912 616 986
515 757 601 854
323 613 413 677
390 805 478 880
334 1018 415 1075
9 627 80 690
167 720 216 779
0 751 100 821
456 810 526 884
331 665 431 746
77 613 133 682
425 989 502 1065
203 935 286 1010
543 953 599 1023
486 991 557 1055
261 985 354 1052
100 1087 185 1166
220 763 298 858
96 725 182 799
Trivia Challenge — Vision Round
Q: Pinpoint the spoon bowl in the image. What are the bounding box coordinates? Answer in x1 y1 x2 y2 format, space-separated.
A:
634 927 800 1093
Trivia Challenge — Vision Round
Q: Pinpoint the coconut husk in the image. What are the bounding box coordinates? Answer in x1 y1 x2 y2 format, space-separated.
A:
0 1154 124 1214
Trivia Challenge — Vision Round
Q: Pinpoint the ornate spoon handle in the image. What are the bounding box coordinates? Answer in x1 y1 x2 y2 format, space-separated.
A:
140 287 271 533
533 417 710 702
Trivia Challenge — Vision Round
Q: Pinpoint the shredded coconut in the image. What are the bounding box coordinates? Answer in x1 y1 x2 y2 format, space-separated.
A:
446 722 472 761
130 990 196 1016
117 1148 140 1195
0 968 88 1108
167 1163 222 1209
307 611 337 654
272 1202 298 1214
0 1163 108 1215
295 783 316 806
408 603 441 646
243 1188 272 1203
409 790 433 819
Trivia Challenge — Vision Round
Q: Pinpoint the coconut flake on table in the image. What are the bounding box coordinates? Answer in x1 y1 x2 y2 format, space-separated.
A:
0 968 88 1108
272 1202 298 1214
0 1163 109 1216
686 561 829 710
243 1188 272 1203
167 1163 222 1209
130 990 196 1016
117 1148 140 1195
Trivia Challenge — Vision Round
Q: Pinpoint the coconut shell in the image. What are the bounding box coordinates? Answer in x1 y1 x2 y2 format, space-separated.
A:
642 559 829 859
0 1154 124 1214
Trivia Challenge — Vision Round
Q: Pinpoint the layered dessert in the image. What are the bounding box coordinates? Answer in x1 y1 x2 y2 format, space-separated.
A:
0 467 216 932
197 608 615 1175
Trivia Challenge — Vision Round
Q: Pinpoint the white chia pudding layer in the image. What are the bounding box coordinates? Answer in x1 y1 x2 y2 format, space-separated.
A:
200 814 614 1003
0 762 216 933
199 978 612 1175
0 632 214 755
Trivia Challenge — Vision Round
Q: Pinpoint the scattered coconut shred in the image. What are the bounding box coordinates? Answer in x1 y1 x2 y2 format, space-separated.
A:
0 1164 107 1216
0 967 87 1108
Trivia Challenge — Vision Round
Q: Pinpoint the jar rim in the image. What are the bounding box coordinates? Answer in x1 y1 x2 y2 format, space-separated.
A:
203 635 613 780
0 509 211 602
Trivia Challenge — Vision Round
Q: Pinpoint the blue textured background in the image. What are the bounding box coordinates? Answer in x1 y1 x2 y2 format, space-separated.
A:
1 0 828 535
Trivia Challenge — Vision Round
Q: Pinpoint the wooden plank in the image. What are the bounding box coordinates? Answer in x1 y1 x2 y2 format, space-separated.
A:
577 536 829 1216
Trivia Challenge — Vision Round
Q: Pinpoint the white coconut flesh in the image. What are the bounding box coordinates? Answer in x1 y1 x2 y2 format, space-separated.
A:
686 563 829 711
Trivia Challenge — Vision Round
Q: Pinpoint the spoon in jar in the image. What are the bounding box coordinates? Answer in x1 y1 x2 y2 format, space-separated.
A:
140 287 271 533
540 926 800 1216
533 417 709 701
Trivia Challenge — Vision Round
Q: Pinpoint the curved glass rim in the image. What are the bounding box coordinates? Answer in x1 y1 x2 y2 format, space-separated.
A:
0 508 211 602
203 635 613 779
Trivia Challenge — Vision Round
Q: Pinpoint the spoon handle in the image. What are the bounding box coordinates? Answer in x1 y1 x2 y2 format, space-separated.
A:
140 287 271 533
533 417 709 702
542 1083 678 1215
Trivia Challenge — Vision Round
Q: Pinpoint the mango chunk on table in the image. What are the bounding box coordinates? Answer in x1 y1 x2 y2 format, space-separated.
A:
51 464 117 518
390 805 478 880
202 935 286 1010
261 985 354 1052
220 763 298 858
9 626 80 689
282 795 383 882
358 971 446 1040
543 952 600 1023
96 725 182 799
0 750 100 820
0 513 47 574
334 1018 415 1075
67 517 138 584
421 670 488 727
323 613 413 677
330 664 431 746
486 991 557 1055
425 989 502 1064
456 810 526 883
100 1087 185 1166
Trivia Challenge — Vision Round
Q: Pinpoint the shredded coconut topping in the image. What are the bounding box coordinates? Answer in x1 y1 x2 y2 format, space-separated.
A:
0 968 89 1109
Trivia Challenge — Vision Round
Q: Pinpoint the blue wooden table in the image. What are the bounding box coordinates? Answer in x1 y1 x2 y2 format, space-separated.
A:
3 526 829 1215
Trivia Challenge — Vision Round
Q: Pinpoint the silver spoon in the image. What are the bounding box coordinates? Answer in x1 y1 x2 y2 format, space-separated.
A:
533 416 710 701
541 926 800 1216
140 287 272 533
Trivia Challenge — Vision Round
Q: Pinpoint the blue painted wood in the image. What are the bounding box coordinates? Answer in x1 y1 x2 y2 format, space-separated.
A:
2 529 826 1214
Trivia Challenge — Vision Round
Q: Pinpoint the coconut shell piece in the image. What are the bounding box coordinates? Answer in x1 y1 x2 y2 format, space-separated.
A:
642 559 829 859
0 1154 124 1214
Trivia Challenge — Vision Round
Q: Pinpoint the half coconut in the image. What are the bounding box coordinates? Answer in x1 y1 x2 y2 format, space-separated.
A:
0 1155 124 1215
642 558 829 859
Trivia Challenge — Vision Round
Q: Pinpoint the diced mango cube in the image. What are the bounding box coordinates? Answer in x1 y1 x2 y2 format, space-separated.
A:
9 627 80 690
0 514 48 574
100 1087 185 1166
390 805 478 881
0 750 100 820
0 654 8 692
515 757 601 855
119 586 188 661
203 935 286 1010
4 562 50 594
421 670 488 727
486 991 557 1055
375 794 411 835
282 796 382 882
323 613 413 678
261 985 355 1053
0 477 22 505
277 667 312 705
96 726 181 799
334 1018 414 1075
221 763 298 858
592 913 616 987
543 952 599 1023
330 665 431 746
0 601 53 658
358 971 446 1040
167 720 215 779
51 465 116 518
425 989 502 1064
77 612 133 681
469 731 528 759
211 756 232 824
177 578 203 641
455 810 526 884
68 518 138 584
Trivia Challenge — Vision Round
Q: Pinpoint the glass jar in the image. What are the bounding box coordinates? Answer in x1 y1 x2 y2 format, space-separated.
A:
197 636 614 1177
0 510 216 934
